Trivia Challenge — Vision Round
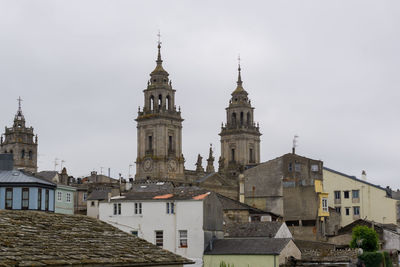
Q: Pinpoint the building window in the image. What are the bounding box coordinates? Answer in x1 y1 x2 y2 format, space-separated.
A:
345 207 350 216
22 188 29 210
322 198 328 212
21 149 25 159
148 135 153 151
311 164 319 172
38 188 42 210
168 135 173 151
166 202 175 214
288 162 293 172
135 202 142 214
28 151 33 160
352 190 359 199
131 231 138 236
66 193 71 203
344 191 350 199
231 148 235 161
353 206 360 216
45 190 49 211
295 163 301 172
155 230 163 247
57 191 62 201
335 207 341 213
91 201 95 207
249 148 254 163
179 230 188 248
5 188 12 209
83 193 87 202
113 203 121 215
334 191 341 200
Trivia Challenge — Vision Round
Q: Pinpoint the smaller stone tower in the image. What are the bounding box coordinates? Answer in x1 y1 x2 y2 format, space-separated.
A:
219 62 261 174
1 97 38 172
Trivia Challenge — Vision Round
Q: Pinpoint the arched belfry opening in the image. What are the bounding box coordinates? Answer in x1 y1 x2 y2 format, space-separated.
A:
166 95 170 110
150 95 155 111
158 94 162 110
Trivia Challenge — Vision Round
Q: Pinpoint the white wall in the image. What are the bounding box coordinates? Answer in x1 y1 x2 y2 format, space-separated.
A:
87 200 99 218
99 199 204 266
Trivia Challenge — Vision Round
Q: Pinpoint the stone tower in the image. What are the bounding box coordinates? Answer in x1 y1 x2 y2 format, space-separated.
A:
219 63 261 173
1 98 38 172
135 41 185 182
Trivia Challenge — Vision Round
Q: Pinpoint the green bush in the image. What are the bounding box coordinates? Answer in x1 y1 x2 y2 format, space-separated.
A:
359 252 382 267
383 251 393 267
350 225 379 252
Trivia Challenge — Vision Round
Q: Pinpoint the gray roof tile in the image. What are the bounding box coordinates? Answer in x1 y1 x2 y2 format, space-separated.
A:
0 170 55 187
204 238 291 255
224 222 283 238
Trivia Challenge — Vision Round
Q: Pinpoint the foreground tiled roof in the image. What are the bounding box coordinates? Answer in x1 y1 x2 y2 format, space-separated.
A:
224 222 283 238
0 210 193 266
204 238 291 255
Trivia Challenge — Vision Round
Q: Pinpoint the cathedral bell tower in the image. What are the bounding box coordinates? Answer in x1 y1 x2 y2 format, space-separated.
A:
135 40 185 182
219 62 261 174
1 97 38 172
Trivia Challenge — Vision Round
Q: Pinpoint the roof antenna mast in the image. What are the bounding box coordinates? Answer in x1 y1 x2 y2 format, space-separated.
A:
292 135 299 154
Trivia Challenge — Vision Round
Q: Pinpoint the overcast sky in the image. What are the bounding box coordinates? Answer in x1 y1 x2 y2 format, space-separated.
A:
0 1 399 188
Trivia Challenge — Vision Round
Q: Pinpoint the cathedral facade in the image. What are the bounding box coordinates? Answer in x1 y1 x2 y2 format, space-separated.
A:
1 99 38 172
134 42 262 198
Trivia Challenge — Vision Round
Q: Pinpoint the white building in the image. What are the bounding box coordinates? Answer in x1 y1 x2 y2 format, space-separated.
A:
98 187 224 266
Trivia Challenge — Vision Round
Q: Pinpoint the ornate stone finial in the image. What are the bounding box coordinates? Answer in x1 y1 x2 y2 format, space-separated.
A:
206 144 215 173
35 135 38 144
195 154 204 173
0 135 3 145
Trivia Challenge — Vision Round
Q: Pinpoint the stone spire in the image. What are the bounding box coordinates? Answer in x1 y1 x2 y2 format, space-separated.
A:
206 144 215 173
232 56 247 95
150 33 169 78
14 96 26 127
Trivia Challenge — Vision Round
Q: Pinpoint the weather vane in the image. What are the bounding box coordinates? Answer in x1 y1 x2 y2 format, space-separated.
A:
238 54 241 67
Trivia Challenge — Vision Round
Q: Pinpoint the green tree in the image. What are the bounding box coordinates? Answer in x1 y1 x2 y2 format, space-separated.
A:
350 225 379 252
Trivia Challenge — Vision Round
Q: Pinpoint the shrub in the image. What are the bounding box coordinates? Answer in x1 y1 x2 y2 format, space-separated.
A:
350 225 379 252
359 252 382 267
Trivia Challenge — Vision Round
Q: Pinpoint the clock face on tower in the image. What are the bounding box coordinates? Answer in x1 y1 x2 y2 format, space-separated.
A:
143 158 153 172
167 159 177 172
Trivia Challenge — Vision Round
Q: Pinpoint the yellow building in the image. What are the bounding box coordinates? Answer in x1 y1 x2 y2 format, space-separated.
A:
323 167 398 227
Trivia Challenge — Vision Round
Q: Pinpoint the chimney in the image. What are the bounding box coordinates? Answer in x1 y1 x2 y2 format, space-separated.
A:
0 154 13 171
362 170 367 181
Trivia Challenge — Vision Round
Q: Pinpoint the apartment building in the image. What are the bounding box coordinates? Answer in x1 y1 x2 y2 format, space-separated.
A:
323 167 398 226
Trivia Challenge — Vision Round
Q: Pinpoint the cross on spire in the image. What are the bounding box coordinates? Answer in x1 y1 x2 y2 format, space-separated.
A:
157 30 162 47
